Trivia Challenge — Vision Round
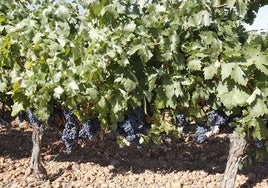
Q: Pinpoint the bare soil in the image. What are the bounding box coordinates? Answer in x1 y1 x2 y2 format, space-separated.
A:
0 121 268 188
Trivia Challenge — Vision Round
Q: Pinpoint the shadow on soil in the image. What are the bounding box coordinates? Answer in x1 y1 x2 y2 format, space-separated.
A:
1 125 268 187
0 127 32 159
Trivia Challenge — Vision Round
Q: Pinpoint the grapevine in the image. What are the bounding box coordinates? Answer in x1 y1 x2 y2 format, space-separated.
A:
0 0 267 186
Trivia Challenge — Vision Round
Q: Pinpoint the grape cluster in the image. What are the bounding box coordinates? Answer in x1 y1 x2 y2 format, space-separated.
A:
254 138 264 148
264 119 268 129
27 109 44 132
17 112 25 124
0 107 9 127
79 118 100 141
117 107 145 147
0 117 8 127
196 124 208 143
207 110 228 134
61 110 79 154
176 113 188 132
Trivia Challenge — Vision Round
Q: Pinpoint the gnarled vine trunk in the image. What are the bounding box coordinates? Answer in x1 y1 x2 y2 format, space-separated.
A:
220 133 247 188
25 126 47 180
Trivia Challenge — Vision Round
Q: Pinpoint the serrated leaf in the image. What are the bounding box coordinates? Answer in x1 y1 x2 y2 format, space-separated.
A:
252 118 268 140
188 59 202 71
86 88 98 100
211 0 221 7
236 0 247 16
124 21 136 32
98 96 108 109
66 80 79 92
166 97 177 108
165 84 175 99
250 53 268 75
54 86 64 99
55 5 70 19
244 46 268 75
203 65 217 80
226 0 236 8
155 4 166 13
142 46 153 60
122 78 137 93
0 82 7 92
188 13 201 26
246 88 261 104
138 0 147 9
200 10 210 26
12 102 24 116
111 96 124 114
221 62 235 80
127 44 142 56
57 37 67 47
174 81 183 97
148 73 158 92
217 83 249 109
231 65 248 86
249 98 268 118
35 107 50 121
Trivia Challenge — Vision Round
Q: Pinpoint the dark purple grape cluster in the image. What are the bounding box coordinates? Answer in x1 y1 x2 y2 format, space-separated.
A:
61 110 79 154
0 117 8 127
264 119 268 129
0 107 9 127
176 113 188 131
254 138 264 148
117 107 145 147
27 109 44 132
196 124 208 143
207 110 228 134
79 118 100 141
17 112 25 124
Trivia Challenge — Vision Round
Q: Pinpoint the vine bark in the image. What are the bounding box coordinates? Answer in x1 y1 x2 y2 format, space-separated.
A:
220 133 247 188
25 126 47 180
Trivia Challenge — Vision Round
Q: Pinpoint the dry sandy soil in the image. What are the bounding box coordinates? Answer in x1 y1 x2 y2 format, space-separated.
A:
0 121 268 188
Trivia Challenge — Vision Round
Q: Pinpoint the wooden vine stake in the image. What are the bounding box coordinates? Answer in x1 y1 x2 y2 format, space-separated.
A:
220 133 247 188
25 125 47 180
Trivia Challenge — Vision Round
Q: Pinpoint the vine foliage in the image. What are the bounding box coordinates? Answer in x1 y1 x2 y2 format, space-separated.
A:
0 0 268 161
